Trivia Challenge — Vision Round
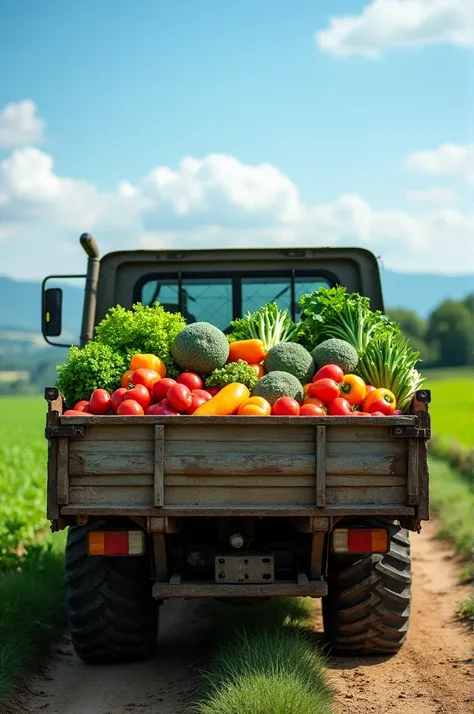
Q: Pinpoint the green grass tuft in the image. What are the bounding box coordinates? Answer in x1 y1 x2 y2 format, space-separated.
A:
457 595 474 622
429 456 473 558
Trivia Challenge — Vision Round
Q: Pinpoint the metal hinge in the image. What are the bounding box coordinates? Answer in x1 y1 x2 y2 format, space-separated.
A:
45 425 85 438
390 425 431 439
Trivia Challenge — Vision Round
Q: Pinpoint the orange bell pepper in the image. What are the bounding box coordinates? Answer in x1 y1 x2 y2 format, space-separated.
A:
303 383 312 397
130 353 167 378
238 396 271 416
339 374 367 406
363 388 397 415
121 369 134 388
194 383 250 416
249 363 265 379
228 339 267 364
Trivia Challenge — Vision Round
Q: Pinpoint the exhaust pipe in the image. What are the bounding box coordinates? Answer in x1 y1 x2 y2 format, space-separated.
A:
79 233 100 347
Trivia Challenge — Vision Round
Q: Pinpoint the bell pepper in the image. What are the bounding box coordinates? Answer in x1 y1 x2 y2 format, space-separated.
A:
130 353 167 378
121 369 134 388
238 396 271 416
228 339 267 364
339 374 367 406
363 388 397 415
193 383 250 416
249 363 266 379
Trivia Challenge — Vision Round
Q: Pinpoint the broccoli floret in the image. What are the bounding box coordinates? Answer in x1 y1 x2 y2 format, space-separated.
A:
264 342 315 384
311 338 359 373
252 371 304 405
206 360 258 390
172 322 229 374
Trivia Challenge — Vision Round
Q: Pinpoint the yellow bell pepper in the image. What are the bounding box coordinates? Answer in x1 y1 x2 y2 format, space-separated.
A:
194 383 250 416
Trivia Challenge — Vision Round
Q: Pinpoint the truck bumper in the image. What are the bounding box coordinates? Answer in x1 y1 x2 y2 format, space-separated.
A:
152 577 328 599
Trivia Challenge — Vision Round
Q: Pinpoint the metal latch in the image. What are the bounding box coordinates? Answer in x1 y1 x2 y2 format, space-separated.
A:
215 555 275 584
45 425 85 438
390 425 431 439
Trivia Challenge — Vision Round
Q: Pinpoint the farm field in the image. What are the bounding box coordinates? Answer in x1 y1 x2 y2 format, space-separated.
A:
423 367 474 446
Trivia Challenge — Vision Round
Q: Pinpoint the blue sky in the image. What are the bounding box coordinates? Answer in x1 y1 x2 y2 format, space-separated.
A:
1 0 473 279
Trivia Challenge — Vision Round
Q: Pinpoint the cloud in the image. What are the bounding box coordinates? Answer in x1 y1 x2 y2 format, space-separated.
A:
0 100 44 148
405 187 458 206
1 128 473 279
405 143 474 181
315 0 474 58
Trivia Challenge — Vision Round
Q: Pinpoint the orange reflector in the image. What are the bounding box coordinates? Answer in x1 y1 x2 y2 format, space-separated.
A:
332 528 389 554
87 530 145 556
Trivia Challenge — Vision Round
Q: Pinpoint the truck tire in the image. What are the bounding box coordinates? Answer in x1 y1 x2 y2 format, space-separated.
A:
65 518 158 664
323 519 411 655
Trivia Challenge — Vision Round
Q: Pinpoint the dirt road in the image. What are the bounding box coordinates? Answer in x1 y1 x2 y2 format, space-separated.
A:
20 521 471 714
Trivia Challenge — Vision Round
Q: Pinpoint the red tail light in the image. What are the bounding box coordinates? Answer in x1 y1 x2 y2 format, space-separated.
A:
87 530 145 556
332 528 389 554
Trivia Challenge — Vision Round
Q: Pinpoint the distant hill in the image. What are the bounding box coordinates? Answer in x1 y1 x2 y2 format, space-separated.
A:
1 269 472 337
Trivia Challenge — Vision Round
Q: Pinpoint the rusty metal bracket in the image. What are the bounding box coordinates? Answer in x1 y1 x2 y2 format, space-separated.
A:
45 424 85 439
390 425 431 439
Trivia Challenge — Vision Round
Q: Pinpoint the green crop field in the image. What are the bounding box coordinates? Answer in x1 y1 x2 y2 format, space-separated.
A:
423 367 474 446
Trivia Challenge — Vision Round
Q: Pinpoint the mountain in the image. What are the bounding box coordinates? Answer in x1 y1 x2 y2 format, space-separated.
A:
1 269 472 337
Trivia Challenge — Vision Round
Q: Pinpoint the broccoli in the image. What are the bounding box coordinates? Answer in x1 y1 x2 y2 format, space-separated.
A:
311 338 359 373
264 342 315 384
206 360 258 390
252 371 304 405
172 322 229 374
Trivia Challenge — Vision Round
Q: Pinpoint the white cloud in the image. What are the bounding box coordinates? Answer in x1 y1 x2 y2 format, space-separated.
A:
1 125 473 278
0 100 44 148
405 187 458 206
316 0 474 58
405 143 474 181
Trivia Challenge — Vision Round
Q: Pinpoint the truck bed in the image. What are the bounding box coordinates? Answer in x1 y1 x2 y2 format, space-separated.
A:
46 393 430 528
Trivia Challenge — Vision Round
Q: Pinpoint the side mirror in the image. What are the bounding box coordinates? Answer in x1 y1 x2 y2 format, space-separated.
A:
42 287 63 337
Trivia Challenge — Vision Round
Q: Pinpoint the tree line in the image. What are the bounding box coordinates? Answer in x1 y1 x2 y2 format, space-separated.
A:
388 293 474 368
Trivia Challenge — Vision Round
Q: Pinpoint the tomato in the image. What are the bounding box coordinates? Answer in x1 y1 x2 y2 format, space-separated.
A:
177 372 204 391
339 374 367 406
192 389 213 401
249 363 266 379
363 388 397 415
126 384 151 409
63 409 93 416
206 386 221 397
121 370 134 388
110 388 128 413
308 378 340 403
131 368 161 391
370 411 385 417
366 385 376 394
303 396 326 410
392 409 404 415
238 397 272 416
130 354 167 377
353 411 370 416
167 383 193 412
186 395 207 415
73 400 90 412
89 389 112 415
313 364 344 383
300 404 326 416
117 399 144 416
272 397 300 416
327 398 352 416
151 378 177 402
146 400 179 416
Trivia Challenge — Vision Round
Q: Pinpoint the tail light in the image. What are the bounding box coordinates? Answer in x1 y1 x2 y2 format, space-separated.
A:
332 527 389 555
87 530 145 556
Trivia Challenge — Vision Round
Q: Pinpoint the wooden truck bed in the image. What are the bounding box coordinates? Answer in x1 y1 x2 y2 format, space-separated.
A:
45 391 430 528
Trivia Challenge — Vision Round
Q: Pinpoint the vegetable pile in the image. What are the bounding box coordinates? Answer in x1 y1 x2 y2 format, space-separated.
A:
58 288 425 419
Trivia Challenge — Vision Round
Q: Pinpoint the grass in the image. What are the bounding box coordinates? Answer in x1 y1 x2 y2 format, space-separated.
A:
423 368 474 447
428 456 473 558
457 595 474 621
0 396 66 712
194 599 333 714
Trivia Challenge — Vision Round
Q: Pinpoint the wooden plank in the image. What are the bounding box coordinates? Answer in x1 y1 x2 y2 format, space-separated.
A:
407 438 419 505
326 486 406 505
326 425 391 442
165 486 315 506
326 474 406 487
69 451 154 476
326 453 407 476
70 475 154 487
57 437 69 505
154 425 165 507
83 425 153 442
60 414 416 426
165 475 314 488
166 424 314 443
326 440 406 455
152 580 328 599
60 504 416 517
316 426 326 507
46 438 59 520
69 485 153 505
69 439 153 454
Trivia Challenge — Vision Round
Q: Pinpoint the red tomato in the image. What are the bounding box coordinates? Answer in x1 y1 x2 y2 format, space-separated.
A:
89 389 112 415
117 399 144 416
126 384 151 409
192 389 213 401
177 372 204 391
185 395 207 415
272 397 301 416
73 400 90 412
308 378 340 403
151 378 177 402
370 410 387 417
327 398 352 416
300 404 326 416
146 401 179 416
131 368 160 391
167 383 192 412
353 411 370 416
206 386 221 397
110 388 128 413
366 385 376 394
312 364 344 383
63 409 93 416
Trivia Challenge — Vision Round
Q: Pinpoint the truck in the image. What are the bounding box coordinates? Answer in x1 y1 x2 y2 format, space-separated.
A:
42 233 431 664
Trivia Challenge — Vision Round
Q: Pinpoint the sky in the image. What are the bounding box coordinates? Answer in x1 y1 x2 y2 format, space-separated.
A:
1 0 473 280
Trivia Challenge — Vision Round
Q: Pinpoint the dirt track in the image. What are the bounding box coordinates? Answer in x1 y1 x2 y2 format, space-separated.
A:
21 520 471 714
